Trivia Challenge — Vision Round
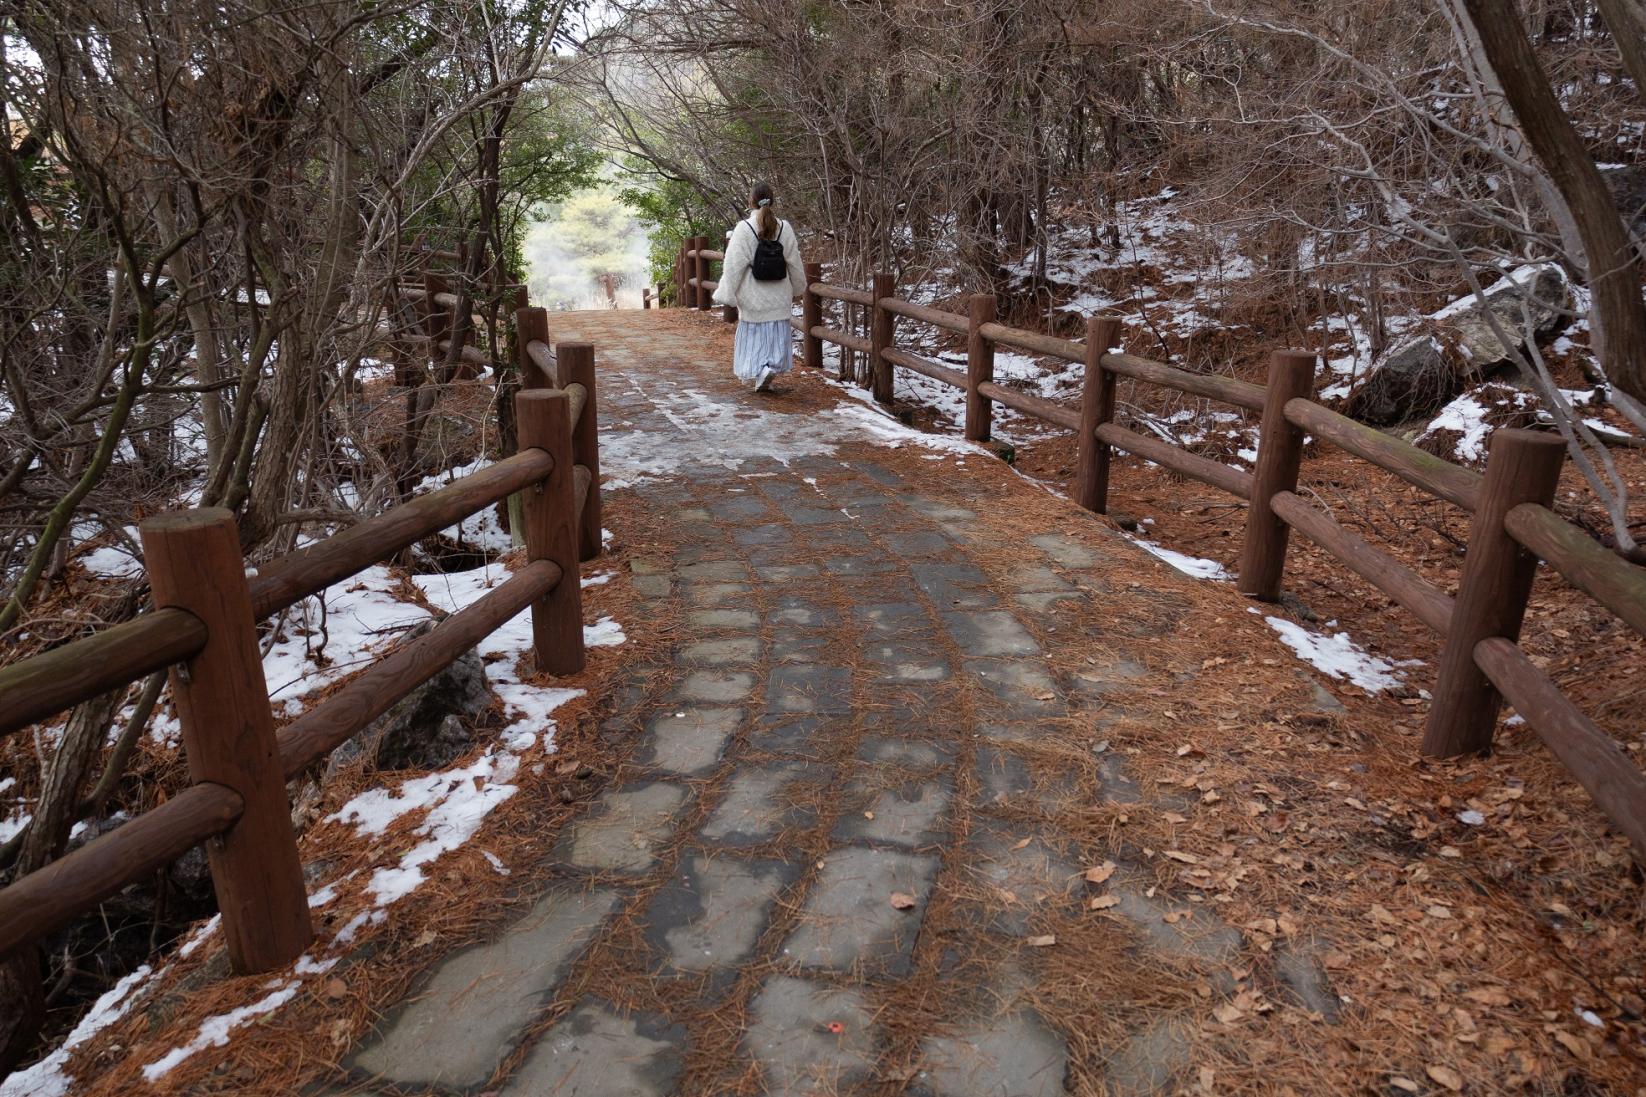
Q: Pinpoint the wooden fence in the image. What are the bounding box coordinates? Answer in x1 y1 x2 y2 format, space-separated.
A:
0 301 602 975
389 237 520 380
676 243 1646 860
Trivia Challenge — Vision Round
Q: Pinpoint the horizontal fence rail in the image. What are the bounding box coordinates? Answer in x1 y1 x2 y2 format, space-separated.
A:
0 298 606 974
678 235 1646 862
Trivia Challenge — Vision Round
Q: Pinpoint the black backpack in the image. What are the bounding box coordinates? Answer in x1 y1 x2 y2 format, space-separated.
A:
745 220 787 282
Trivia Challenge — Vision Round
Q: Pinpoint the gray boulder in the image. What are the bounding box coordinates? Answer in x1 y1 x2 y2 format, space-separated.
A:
325 621 491 776
1346 264 1570 425
1602 164 1646 240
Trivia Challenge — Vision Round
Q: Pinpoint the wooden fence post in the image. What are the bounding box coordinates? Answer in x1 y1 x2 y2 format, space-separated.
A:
515 306 551 390
1077 313 1123 513
138 509 312 973
509 306 551 548
515 390 585 675
871 271 895 405
802 261 823 370
1422 428 1565 757
558 341 603 562
423 268 452 367
643 288 652 310
1236 350 1317 600
694 236 710 310
965 293 996 442
685 238 697 308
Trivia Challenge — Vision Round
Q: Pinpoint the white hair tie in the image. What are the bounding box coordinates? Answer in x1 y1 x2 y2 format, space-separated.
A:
756 198 772 207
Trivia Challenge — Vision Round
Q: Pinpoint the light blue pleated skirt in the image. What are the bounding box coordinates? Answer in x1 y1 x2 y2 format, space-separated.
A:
732 319 794 381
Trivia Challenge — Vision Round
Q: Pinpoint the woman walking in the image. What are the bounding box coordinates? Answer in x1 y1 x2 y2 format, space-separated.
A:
712 182 807 393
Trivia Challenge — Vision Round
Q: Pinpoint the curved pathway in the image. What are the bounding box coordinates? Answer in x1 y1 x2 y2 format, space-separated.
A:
336 309 1343 1096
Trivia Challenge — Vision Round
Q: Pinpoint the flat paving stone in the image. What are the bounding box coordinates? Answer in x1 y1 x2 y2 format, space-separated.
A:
767 597 840 628
1101 1017 1192 1097
1029 533 1100 568
912 562 997 609
904 497 976 522
557 783 689 874
859 463 905 487
633 575 672 600
1014 591 1084 614
679 560 749 581
745 714 841 758
755 563 820 582
689 608 760 631
853 602 934 636
782 846 939 975
884 531 953 557
678 636 762 666
856 735 957 769
1067 658 1149 700
643 853 797 976
1104 875 1242 965
823 554 898 576
863 641 950 682
348 888 619 1089
639 707 743 776
1095 754 1144 804
765 665 852 714
962 819 1082 934
769 629 832 664
734 523 791 546
832 775 953 848
782 505 850 525
744 976 878 1096
974 746 1072 812
700 762 826 846
1274 944 1343 1020
919 1010 1068 1097
1007 565 1073 593
673 670 757 704
685 581 752 605
964 659 1062 715
941 611 1042 657
501 1002 686 1096
709 496 773 521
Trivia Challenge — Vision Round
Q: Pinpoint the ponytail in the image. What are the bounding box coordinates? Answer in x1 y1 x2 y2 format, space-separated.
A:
751 181 778 240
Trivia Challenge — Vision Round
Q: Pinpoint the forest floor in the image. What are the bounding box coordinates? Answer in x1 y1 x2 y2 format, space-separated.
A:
34 307 1644 1097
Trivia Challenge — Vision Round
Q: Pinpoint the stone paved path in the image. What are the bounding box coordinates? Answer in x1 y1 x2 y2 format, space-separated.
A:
336 310 1340 1096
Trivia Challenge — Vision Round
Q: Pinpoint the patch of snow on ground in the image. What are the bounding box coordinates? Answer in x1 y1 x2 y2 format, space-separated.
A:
79 540 143 579
342 751 522 906
411 564 588 750
0 808 28 845
1 964 153 1097
1131 538 1231 580
585 616 626 647
1422 392 1494 462
262 565 432 715
1262 616 1416 692
141 975 313 1082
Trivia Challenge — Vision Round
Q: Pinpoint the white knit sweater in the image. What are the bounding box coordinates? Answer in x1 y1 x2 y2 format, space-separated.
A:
711 212 807 323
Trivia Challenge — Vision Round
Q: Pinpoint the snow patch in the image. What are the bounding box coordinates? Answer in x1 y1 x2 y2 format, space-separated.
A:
1262 617 1416 692
1132 538 1231 581
0 965 154 1097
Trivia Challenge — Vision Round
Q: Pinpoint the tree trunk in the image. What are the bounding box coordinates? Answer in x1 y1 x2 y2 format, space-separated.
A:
1461 0 1646 405
1595 0 1646 102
